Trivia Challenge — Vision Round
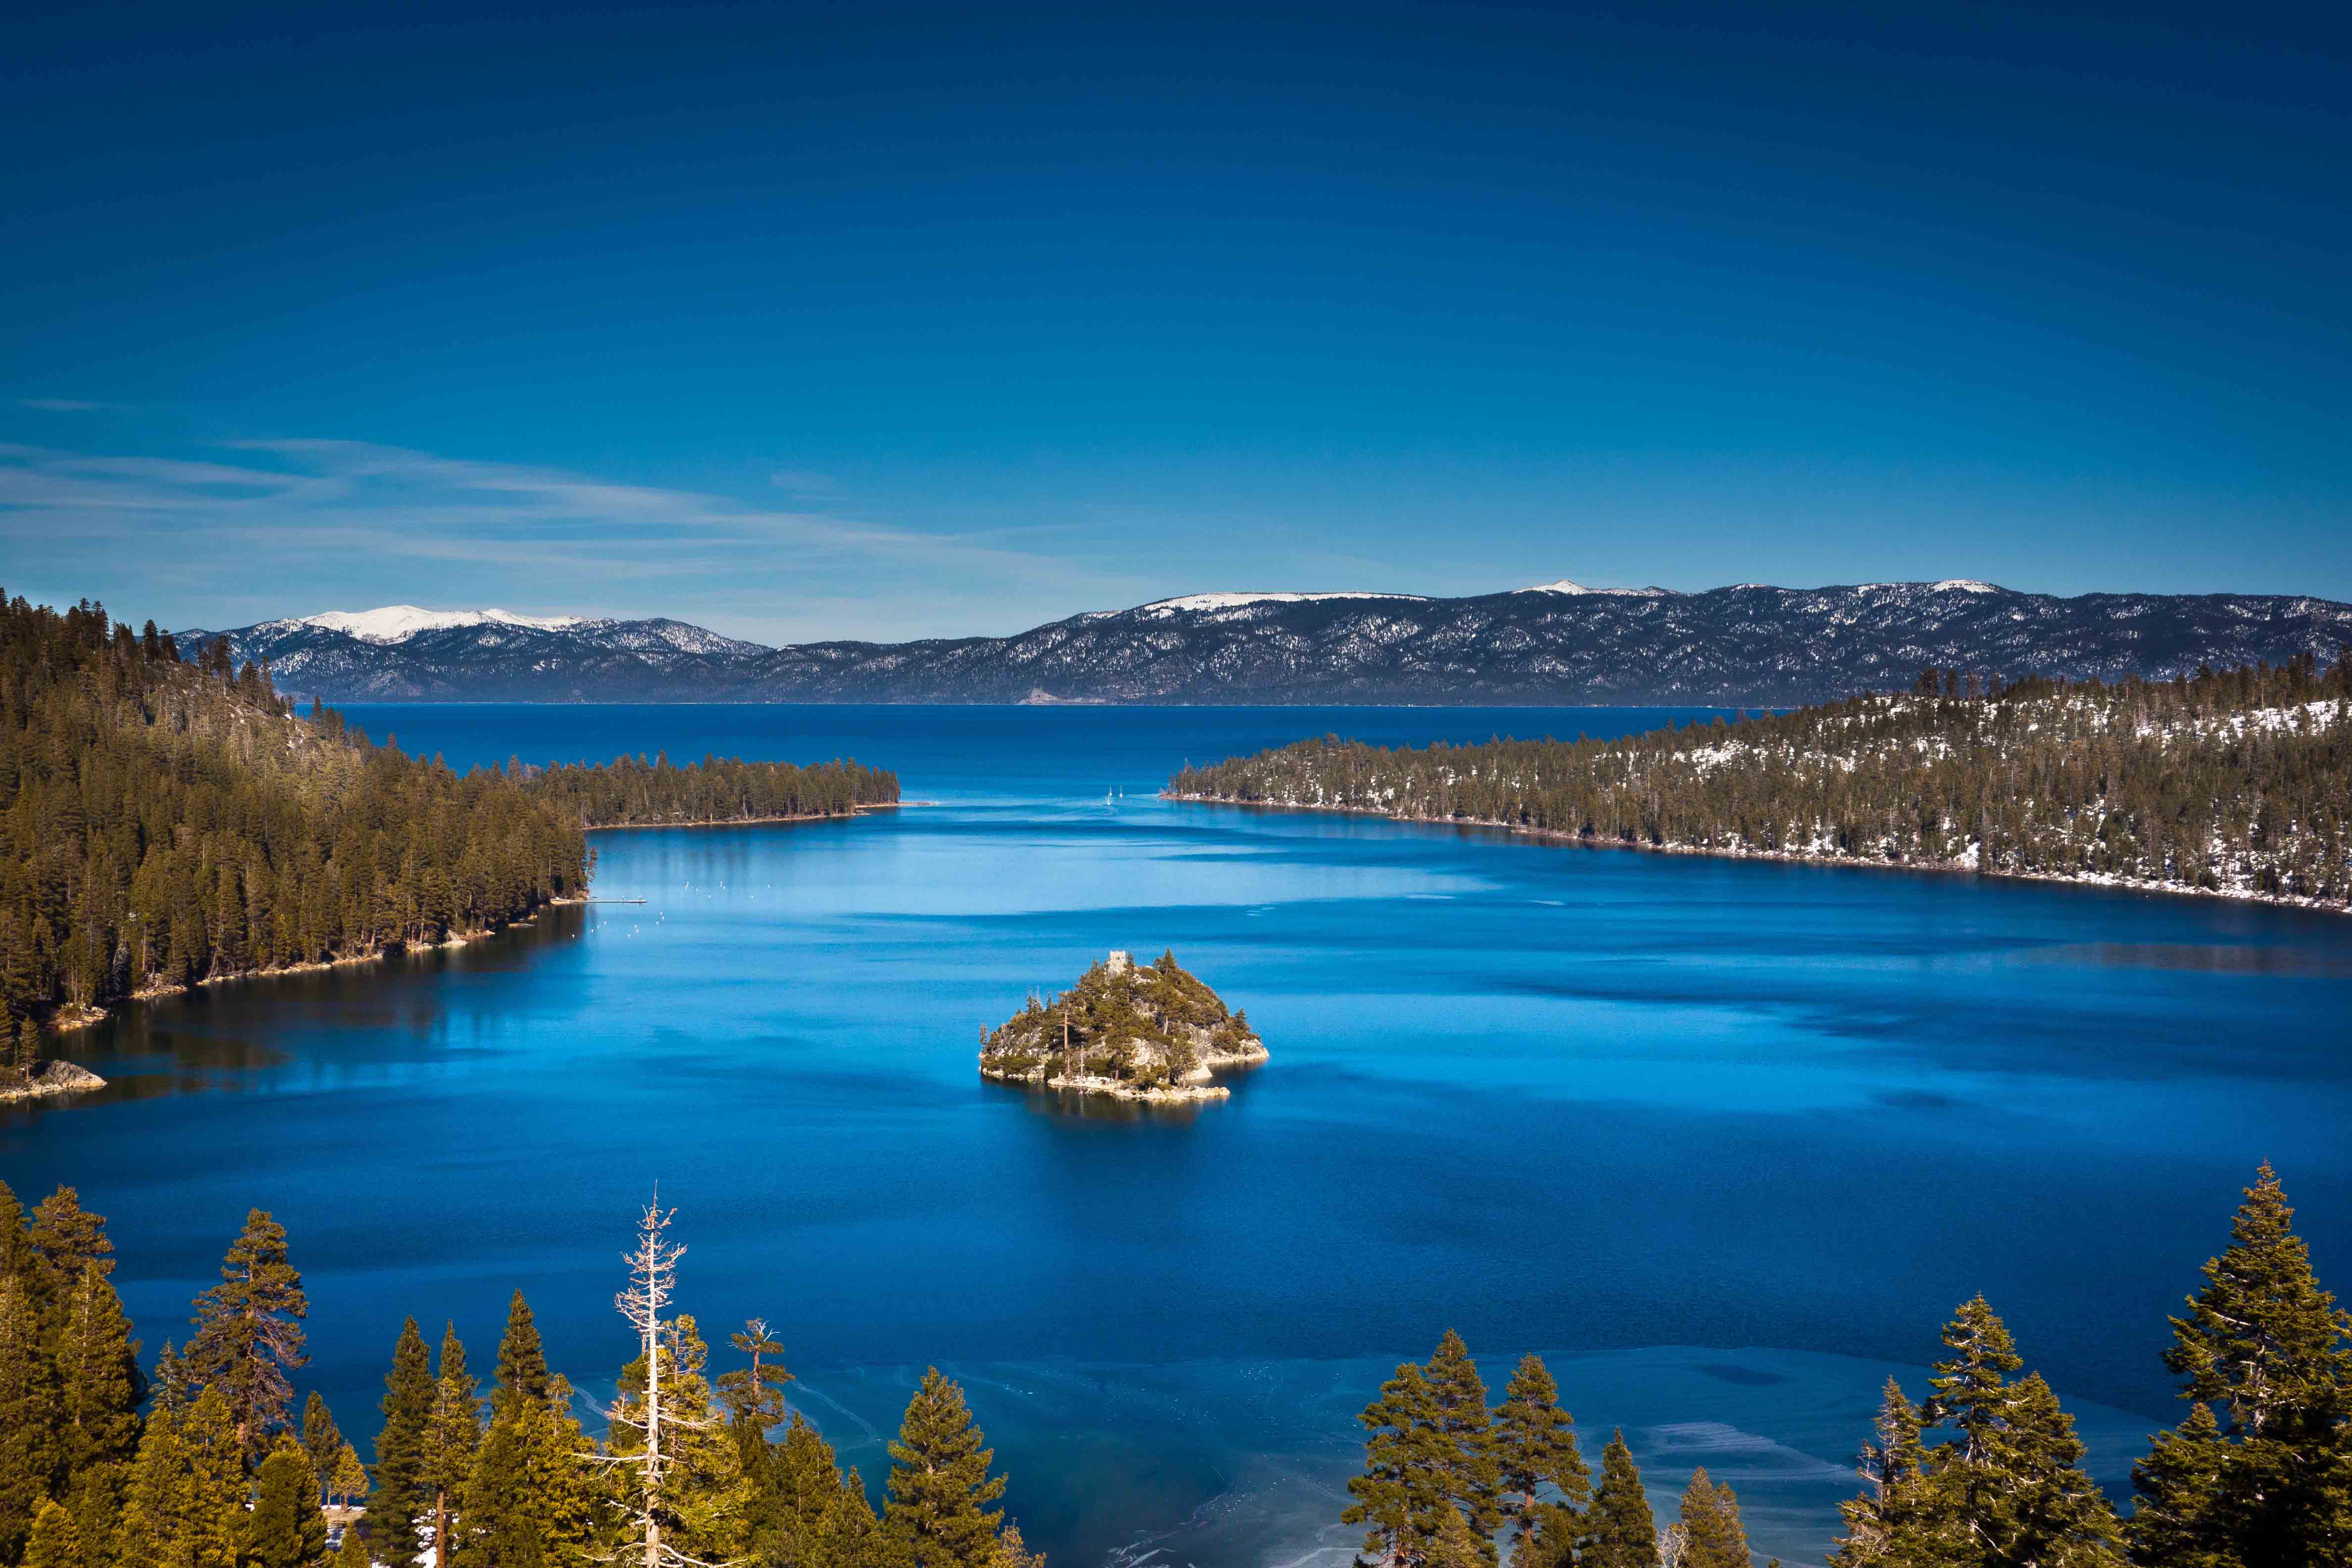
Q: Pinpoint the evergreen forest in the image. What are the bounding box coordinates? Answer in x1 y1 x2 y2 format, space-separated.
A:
0 593 900 1057
0 1166 2339 1567
1168 656 2352 911
0 1183 1038 1568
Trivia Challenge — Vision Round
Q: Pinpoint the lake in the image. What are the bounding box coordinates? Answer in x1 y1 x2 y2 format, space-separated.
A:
8 704 2350 1568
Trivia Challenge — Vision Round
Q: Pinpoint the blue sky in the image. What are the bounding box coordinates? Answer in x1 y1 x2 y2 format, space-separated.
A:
5 2 2348 642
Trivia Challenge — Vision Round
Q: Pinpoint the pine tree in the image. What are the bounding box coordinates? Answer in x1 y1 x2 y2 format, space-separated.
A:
57 1265 145 1474
717 1317 793 1434
1580 1431 1656 1568
2154 1164 2352 1568
813 1470 879 1568
878 1368 1008 1568
116 1412 194 1568
489 1293 547 1420
185 1209 308 1466
1492 1354 1588 1559
24 1498 81 1568
1906 1298 2121 1568
368 1318 437 1563
69 1461 122 1568
29 1186 114 1287
1984 1373 2123 1566
1422 1330 1504 1554
1425 1503 1485 1568
992 1520 1044 1568
245 1441 329 1568
453 1420 537 1568
1675 1468 1750 1568
511 1375 602 1566
1342 1360 1450 1567
299 1394 343 1500
329 1445 368 1512
183 1386 249 1568
1829 1380 1936 1568
425 1324 483 1568
152 1343 189 1420
763 1414 845 1568
0 1271 64 1559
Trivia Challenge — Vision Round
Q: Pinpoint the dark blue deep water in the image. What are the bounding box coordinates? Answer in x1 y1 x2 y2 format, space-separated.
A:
8 706 2350 1568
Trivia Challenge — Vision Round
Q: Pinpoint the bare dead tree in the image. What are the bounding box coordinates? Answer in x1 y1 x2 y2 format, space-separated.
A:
592 1196 735 1568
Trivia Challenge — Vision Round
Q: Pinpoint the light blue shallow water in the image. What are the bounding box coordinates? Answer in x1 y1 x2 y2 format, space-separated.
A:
7 706 2349 1568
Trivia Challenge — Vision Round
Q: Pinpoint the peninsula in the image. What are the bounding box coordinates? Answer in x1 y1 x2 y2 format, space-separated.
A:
979 950 1269 1101
1165 655 2352 916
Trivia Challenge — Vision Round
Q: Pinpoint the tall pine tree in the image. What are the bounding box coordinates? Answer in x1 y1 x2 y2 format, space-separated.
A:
184 1209 308 1466
58 1264 144 1475
1492 1353 1588 1564
2146 1164 2352 1568
369 1317 438 1562
1675 1468 1751 1568
878 1368 1008 1568
1342 1360 1450 1568
182 1386 248 1568
1423 1330 1504 1556
116 1412 194 1568
1580 1431 1656 1568
0 1271 63 1559
424 1324 483 1568
1829 1380 1936 1568
489 1293 547 1420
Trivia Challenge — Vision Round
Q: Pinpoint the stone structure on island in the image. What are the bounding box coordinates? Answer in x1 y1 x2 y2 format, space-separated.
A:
978 949 1269 1102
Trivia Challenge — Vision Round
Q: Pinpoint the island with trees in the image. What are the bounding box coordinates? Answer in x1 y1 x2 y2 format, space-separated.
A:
978 949 1269 1101
1167 653 2352 914
0 590 899 1092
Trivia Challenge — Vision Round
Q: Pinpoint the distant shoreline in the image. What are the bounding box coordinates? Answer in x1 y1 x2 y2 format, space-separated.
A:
1163 793 2352 920
582 802 901 832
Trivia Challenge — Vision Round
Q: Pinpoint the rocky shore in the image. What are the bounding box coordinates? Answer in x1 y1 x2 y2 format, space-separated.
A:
0 1060 107 1103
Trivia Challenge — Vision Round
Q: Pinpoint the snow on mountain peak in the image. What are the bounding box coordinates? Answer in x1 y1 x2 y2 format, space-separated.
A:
1931 579 2002 594
301 606 586 644
1515 580 1672 597
1137 591 1427 616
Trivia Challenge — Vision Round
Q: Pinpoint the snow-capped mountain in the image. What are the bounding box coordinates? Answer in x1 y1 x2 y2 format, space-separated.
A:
295 606 585 642
180 583 2352 705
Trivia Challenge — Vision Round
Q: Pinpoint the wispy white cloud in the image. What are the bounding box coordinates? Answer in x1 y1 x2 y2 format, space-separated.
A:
0 435 1151 641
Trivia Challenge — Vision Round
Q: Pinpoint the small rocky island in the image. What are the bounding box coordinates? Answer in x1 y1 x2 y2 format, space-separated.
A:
979 950 1269 1101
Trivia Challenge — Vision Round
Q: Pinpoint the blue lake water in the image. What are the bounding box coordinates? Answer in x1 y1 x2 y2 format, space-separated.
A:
7 705 2350 1568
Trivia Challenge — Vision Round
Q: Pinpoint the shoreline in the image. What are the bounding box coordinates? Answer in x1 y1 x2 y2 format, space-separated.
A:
47 899 581 1039
1163 793 2352 919
582 803 900 832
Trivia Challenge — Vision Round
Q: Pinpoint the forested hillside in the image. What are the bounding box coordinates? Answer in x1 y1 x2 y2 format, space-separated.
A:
0 593 897 1052
527 751 897 827
1170 655 2352 911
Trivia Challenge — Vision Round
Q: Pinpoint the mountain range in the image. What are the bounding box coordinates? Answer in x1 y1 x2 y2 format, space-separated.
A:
179 581 2352 706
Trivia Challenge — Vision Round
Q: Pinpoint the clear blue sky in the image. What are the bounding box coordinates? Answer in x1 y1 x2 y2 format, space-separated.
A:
5 1 2348 642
